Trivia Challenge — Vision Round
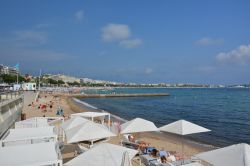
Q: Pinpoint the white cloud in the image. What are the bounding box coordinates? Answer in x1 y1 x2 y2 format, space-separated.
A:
101 23 131 42
75 10 84 22
195 37 224 46
119 38 142 48
12 30 47 44
216 44 250 65
145 68 153 75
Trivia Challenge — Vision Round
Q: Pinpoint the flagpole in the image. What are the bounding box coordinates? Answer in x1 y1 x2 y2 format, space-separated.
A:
17 73 19 84
15 63 19 85
39 69 41 91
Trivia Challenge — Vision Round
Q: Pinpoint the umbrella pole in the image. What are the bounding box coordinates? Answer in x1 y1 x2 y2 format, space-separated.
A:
182 137 184 164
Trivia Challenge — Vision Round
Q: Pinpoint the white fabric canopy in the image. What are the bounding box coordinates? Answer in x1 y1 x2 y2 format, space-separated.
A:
65 143 138 166
120 118 159 134
71 112 110 118
182 162 203 166
159 120 210 135
195 143 250 166
61 116 89 131
65 120 116 143
3 126 56 142
15 117 48 128
0 142 62 166
121 151 132 166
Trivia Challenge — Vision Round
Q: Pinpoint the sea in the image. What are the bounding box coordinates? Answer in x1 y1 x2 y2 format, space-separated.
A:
79 88 250 147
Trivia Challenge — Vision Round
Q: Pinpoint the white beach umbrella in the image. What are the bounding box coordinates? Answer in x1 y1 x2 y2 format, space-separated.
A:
159 120 210 159
120 118 159 134
65 143 138 166
65 120 116 144
61 116 88 131
194 143 250 166
159 119 210 135
121 151 132 166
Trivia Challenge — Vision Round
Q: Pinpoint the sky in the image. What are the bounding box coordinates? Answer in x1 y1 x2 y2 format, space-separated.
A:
0 0 250 84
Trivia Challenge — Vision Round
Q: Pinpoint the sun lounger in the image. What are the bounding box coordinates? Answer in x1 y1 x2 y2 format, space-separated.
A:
120 134 140 149
141 153 195 166
150 162 201 166
140 154 158 166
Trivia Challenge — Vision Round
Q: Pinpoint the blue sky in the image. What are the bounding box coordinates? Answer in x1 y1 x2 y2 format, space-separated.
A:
0 0 250 84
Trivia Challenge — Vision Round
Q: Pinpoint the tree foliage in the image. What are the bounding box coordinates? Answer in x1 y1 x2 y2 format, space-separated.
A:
0 74 25 84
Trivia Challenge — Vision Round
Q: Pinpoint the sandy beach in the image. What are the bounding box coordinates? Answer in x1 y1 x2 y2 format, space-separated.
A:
22 91 214 166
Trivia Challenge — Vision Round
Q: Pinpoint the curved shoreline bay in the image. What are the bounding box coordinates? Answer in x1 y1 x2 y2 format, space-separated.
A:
78 88 250 147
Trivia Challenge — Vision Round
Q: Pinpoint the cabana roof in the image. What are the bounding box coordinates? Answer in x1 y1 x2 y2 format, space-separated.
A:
15 117 49 128
65 143 138 166
3 126 56 142
65 120 115 144
71 112 110 118
61 116 89 131
0 142 62 166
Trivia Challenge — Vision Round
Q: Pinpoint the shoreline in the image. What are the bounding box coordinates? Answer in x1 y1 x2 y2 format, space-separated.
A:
67 96 216 156
21 91 215 165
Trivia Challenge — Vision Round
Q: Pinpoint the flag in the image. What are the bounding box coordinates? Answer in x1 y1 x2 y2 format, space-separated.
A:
14 63 19 70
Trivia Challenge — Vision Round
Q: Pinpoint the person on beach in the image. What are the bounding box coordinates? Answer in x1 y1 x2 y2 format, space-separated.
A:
150 149 159 158
159 147 170 158
166 151 182 162
128 134 135 142
160 156 167 163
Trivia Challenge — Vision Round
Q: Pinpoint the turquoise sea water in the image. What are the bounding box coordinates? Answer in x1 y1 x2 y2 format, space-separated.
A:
80 88 250 146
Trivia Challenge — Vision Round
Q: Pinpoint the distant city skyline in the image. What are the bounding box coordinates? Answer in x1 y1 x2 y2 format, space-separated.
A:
0 1 250 84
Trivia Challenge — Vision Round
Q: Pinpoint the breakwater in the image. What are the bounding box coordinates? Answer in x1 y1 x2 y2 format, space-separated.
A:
70 93 170 98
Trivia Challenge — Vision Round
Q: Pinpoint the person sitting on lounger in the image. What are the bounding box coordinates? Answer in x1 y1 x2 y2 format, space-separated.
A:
150 149 159 158
159 147 170 158
160 156 167 163
128 134 135 142
166 151 183 162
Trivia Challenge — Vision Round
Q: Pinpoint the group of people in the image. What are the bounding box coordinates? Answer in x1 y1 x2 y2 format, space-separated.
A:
150 147 183 163
28 94 65 117
126 134 183 164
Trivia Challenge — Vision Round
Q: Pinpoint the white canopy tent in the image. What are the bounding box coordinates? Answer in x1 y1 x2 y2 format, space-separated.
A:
0 142 62 166
71 112 111 130
159 120 210 160
1 126 57 147
65 120 116 144
65 143 138 166
61 116 89 131
121 151 133 166
194 143 250 166
120 118 159 134
15 117 49 128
